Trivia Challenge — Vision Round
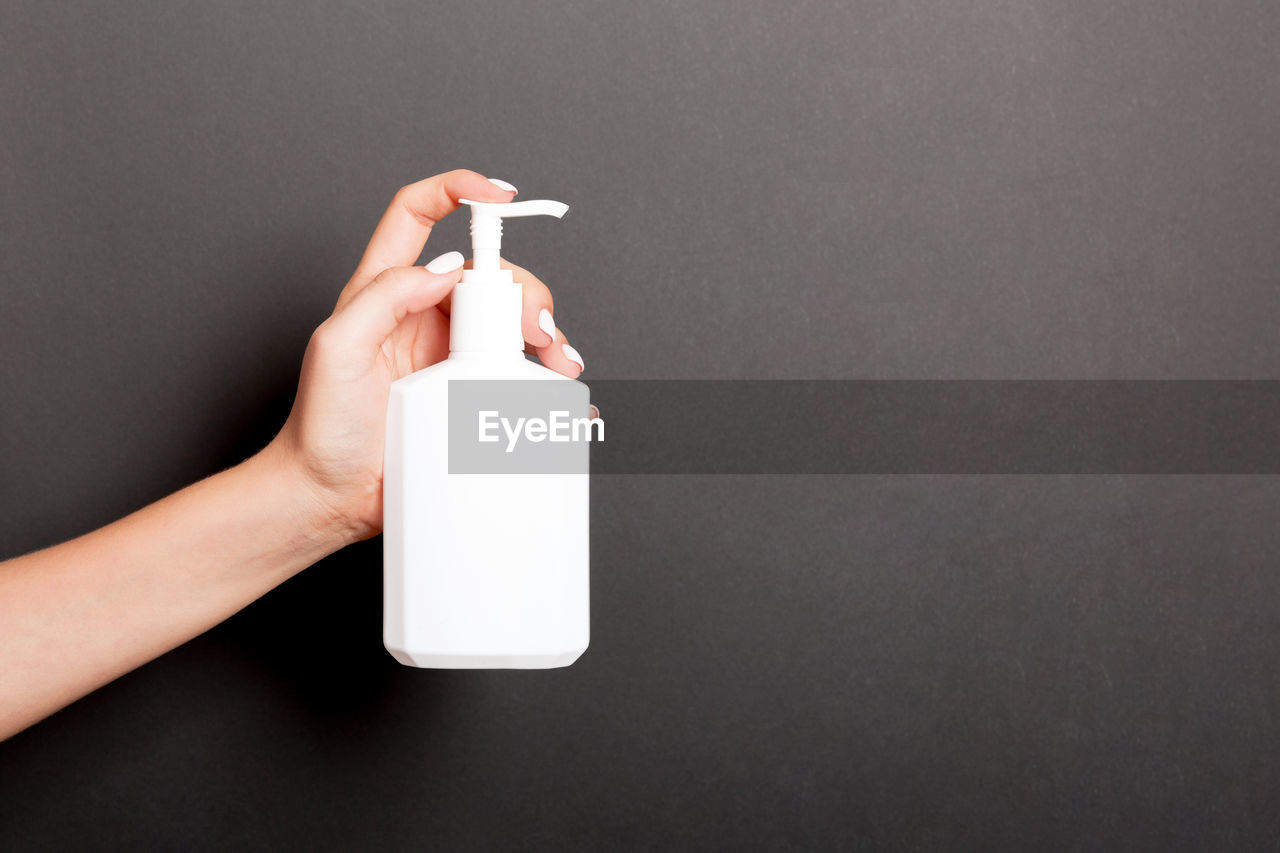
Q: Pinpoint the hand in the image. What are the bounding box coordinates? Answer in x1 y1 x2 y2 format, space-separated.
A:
263 170 585 546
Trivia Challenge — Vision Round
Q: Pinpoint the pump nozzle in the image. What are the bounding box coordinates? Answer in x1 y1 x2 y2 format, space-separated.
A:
459 198 569 272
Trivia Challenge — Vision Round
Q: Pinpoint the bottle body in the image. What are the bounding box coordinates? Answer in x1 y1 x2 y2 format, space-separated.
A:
383 353 590 668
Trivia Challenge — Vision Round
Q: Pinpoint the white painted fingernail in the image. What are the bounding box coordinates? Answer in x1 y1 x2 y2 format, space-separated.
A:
537 308 556 344
488 178 518 193
424 251 464 274
562 343 584 371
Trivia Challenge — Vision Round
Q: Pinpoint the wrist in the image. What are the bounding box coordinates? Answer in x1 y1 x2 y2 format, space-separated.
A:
247 440 365 553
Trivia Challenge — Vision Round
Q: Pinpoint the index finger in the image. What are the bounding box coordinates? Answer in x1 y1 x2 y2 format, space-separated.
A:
339 170 515 307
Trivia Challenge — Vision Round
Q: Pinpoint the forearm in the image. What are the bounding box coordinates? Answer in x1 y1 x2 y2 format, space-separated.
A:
0 445 350 739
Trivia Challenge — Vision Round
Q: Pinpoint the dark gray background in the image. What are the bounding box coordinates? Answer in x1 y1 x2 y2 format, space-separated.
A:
1 0 1278 849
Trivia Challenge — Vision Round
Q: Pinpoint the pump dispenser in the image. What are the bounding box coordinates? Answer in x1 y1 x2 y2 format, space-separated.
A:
449 199 568 352
382 193 590 669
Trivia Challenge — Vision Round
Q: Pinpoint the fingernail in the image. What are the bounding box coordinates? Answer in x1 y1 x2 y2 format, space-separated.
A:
562 343 584 372
424 251 464 274
488 178 518 194
589 404 600 420
537 308 556 345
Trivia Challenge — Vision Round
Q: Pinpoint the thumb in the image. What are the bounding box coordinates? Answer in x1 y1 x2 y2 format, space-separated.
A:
325 252 465 353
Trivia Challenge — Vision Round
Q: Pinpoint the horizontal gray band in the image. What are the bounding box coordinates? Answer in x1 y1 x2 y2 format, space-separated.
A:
586 381 1280 474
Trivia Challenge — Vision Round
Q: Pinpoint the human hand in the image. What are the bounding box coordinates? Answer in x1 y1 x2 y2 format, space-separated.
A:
262 170 586 546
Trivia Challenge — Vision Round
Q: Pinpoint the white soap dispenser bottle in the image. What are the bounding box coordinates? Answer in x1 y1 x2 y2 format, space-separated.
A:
383 196 590 668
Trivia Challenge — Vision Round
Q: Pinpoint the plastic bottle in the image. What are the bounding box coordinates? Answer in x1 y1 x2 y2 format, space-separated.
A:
383 195 590 668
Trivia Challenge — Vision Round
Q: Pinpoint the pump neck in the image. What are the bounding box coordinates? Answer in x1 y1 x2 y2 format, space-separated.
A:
448 267 524 353
469 210 504 273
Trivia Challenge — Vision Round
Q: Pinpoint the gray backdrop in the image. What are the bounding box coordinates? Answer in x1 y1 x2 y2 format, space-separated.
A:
2 0 1278 849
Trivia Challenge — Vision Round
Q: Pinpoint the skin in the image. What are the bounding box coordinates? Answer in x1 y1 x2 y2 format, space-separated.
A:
0 170 583 741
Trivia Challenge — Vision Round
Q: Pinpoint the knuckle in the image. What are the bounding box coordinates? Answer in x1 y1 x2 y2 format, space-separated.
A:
529 281 553 313
309 321 337 355
315 317 343 343
375 267 412 293
392 185 423 219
